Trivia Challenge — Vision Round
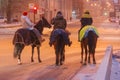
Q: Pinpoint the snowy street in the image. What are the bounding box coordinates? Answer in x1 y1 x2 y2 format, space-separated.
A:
0 19 120 80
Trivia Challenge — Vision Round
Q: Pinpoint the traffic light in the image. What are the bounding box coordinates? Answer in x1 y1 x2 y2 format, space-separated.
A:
33 6 37 14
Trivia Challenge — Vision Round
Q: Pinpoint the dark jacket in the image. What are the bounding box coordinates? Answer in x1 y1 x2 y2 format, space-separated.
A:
51 15 67 30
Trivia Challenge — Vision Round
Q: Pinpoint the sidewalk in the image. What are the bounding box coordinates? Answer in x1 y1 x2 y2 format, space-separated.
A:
0 22 21 28
72 64 98 80
72 50 120 80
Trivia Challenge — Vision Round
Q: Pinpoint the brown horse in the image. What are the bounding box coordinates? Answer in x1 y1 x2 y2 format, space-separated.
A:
13 18 51 65
80 31 98 65
49 29 71 66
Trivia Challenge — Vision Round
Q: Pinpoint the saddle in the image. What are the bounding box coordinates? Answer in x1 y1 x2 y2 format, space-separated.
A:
49 29 70 45
13 28 37 45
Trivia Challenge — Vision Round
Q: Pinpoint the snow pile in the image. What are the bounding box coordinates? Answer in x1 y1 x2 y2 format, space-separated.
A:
111 51 120 80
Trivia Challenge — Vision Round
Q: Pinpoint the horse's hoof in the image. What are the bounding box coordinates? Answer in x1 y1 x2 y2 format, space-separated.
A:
80 61 83 63
31 60 34 62
39 60 42 63
18 62 22 65
93 61 96 64
83 62 87 65
88 61 91 63
41 39 45 42
68 41 72 47
56 63 59 66
60 62 63 65
17 59 22 65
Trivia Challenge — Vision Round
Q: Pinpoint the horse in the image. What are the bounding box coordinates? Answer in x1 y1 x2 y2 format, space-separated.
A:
49 29 71 66
79 26 98 65
13 18 51 65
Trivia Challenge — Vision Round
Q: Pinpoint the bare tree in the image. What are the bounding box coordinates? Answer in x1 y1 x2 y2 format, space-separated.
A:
6 0 12 23
0 0 12 23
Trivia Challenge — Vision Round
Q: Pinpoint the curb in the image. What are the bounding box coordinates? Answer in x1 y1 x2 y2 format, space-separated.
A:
95 46 113 80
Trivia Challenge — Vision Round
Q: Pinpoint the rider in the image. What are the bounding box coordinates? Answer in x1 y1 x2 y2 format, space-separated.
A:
21 11 44 43
78 10 93 42
50 11 72 46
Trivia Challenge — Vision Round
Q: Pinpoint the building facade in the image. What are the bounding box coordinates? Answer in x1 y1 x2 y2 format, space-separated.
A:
3 0 72 23
0 0 85 22
72 0 83 19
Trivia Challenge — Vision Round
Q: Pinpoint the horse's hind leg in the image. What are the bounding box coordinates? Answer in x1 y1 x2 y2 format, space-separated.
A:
31 46 35 62
55 53 59 66
84 45 87 65
92 48 96 64
93 53 96 64
37 46 41 63
88 53 91 63
60 51 64 65
80 43 83 63
17 44 24 65
62 49 65 62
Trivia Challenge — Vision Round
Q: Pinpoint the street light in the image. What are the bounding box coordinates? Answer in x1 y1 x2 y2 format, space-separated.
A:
33 6 37 14
33 6 37 23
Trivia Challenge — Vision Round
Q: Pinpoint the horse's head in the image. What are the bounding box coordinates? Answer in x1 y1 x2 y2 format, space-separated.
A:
34 17 51 34
42 17 52 28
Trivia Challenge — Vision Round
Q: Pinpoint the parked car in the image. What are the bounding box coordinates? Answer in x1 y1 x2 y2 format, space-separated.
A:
0 16 7 23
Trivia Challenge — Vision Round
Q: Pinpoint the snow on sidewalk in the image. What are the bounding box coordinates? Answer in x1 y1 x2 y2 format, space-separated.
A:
110 50 120 80
72 64 99 80
72 50 120 80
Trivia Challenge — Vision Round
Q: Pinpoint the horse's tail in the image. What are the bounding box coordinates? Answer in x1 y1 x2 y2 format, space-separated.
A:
13 30 23 58
88 31 97 53
13 43 24 58
13 44 19 58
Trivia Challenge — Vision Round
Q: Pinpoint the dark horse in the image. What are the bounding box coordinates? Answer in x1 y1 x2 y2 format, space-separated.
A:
80 28 98 65
13 18 51 64
49 29 71 66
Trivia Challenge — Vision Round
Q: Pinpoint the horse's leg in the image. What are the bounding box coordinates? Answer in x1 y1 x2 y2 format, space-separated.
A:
88 52 91 63
60 48 64 65
93 39 97 64
60 52 63 65
37 46 42 63
62 49 65 62
55 51 59 66
31 46 34 62
93 53 96 64
88 46 91 63
17 44 24 65
92 46 96 64
84 44 87 65
18 52 22 65
80 42 84 63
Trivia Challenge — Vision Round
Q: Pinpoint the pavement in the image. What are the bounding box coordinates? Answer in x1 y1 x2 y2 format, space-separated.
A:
71 50 120 80
0 22 22 28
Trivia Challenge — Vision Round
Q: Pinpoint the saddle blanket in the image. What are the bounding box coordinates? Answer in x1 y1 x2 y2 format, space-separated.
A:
79 25 99 41
13 28 37 45
49 29 70 45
